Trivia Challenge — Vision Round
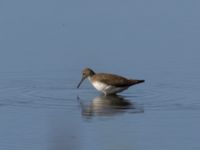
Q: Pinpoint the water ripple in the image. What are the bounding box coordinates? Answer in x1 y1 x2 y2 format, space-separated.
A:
0 79 77 110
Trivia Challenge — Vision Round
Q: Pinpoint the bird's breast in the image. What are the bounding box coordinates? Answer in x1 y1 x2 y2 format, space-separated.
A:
92 81 108 91
91 81 127 94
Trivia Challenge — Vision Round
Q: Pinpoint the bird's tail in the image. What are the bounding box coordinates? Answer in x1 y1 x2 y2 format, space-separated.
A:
130 79 145 85
137 80 145 84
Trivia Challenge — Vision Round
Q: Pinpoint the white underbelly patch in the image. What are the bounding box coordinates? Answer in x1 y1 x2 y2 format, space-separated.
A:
92 81 127 94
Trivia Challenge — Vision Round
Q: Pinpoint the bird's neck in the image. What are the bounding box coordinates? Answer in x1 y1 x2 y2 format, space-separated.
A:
88 76 93 82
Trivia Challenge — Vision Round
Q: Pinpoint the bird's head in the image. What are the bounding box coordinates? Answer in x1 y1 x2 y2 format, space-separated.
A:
77 68 95 88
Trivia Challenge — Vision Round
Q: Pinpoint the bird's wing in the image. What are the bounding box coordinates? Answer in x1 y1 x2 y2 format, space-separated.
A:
92 73 131 87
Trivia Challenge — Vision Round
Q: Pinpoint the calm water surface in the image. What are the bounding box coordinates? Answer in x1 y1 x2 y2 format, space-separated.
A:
0 66 200 150
1 0 200 150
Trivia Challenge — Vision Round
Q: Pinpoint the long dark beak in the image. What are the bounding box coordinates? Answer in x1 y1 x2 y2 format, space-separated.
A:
77 76 86 88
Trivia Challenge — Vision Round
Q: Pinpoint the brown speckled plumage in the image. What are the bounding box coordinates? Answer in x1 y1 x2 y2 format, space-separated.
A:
77 68 145 95
91 73 144 87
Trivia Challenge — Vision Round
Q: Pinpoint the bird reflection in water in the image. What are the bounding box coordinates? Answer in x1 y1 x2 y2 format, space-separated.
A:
77 95 144 117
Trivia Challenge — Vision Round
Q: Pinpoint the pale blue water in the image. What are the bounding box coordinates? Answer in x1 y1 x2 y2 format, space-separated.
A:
0 0 200 150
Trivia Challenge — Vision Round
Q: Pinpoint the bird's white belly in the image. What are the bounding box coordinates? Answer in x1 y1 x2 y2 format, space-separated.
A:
92 81 127 95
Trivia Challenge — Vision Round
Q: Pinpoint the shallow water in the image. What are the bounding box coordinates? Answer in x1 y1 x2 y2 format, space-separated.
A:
1 0 200 150
0 68 200 150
